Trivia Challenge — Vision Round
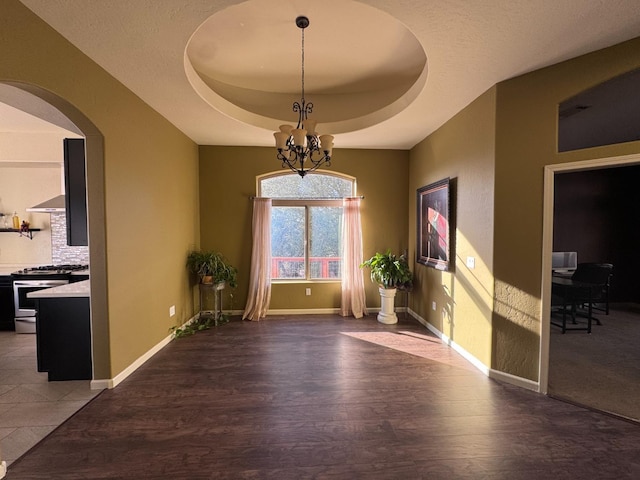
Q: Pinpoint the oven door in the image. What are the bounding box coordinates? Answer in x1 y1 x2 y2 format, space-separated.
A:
13 279 69 333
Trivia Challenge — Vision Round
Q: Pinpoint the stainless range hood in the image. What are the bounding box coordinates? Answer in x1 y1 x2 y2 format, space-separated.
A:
27 194 66 212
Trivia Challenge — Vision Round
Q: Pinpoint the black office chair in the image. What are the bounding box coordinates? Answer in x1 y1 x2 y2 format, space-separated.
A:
571 263 613 318
550 262 613 333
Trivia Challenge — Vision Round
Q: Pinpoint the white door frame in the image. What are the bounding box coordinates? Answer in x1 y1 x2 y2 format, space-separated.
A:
539 152 640 394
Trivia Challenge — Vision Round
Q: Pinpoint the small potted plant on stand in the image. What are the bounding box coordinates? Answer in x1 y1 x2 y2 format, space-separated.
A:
173 250 238 337
186 250 238 288
361 250 412 324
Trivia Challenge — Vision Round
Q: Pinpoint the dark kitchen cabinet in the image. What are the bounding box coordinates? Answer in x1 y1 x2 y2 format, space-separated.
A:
0 276 15 331
64 138 88 246
69 274 90 283
35 297 92 381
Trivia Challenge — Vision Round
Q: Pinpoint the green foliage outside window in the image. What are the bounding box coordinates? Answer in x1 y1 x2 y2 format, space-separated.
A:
261 172 354 280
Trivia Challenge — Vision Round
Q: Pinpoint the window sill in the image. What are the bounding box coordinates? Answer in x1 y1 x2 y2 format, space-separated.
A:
272 279 341 284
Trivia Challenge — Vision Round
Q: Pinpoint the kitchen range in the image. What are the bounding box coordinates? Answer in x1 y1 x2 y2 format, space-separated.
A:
11 264 89 333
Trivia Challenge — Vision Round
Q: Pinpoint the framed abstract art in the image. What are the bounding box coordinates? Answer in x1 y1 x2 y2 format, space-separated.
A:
417 178 451 271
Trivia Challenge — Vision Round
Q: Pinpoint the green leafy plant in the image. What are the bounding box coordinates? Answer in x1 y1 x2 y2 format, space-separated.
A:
361 250 413 289
175 250 237 338
170 314 230 338
186 250 238 287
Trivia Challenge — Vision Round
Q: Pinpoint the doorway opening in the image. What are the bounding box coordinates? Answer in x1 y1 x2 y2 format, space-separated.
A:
0 81 109 382
540 153 640 422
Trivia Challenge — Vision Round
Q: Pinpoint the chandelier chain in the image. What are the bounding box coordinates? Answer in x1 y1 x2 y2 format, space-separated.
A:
301 25 305 105
273 16 334 177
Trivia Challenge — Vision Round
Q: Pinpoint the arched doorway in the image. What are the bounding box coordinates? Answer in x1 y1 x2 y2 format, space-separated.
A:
0 81 109 381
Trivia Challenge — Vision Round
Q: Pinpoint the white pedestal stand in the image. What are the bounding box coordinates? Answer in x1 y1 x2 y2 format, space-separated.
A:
377 287 398 324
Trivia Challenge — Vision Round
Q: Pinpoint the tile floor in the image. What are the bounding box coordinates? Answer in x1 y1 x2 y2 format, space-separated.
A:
0 331 101 466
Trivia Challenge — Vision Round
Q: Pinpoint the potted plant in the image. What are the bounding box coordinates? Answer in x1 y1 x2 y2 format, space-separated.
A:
186 250 238 287
361 250 412 324
173 250 238 338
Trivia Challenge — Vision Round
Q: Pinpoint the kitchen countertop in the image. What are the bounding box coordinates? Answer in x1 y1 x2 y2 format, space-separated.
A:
27 279 90 298
0 266 90 276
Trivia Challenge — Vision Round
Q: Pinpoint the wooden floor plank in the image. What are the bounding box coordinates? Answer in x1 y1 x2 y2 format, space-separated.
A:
6 315 640 479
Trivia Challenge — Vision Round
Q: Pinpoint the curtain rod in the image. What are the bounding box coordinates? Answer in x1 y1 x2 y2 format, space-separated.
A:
249 195 364 200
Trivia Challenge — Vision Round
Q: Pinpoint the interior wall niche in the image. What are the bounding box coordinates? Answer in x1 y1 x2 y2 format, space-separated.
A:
558 68 640 152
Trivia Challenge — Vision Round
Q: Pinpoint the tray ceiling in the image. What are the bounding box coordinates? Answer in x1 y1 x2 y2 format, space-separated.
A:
11 0 640 150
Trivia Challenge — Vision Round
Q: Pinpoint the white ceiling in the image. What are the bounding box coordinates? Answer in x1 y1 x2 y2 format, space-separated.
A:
10 0 640 150
0 102 69 133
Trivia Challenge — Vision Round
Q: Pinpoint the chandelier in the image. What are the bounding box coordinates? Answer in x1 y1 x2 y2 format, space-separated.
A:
273 16 334 178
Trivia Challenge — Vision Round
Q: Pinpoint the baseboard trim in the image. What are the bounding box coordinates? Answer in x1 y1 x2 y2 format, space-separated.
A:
230 307 403 317
265 307 401 316
266 308 342 315
91 314 199 390
90 378 111 390
408 308 539 392
488 369 539 392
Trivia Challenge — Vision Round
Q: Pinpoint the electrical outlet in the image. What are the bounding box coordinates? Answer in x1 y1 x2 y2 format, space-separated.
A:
305 288 311 296
432 301 436 311
466 256 475 269
169 305 176 317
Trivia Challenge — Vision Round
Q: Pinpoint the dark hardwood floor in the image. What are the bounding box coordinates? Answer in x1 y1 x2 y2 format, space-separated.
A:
7 315 640 479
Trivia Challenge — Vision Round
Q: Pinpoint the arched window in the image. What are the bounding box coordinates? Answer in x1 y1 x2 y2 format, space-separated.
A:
258 172 356 281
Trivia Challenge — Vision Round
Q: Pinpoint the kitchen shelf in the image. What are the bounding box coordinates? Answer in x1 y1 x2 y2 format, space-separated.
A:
0 228 41 240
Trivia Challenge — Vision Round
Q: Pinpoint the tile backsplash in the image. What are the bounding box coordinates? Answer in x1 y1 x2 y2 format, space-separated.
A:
50 212 89 264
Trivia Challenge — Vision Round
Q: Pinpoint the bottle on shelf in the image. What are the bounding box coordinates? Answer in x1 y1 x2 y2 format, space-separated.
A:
12 211 20 229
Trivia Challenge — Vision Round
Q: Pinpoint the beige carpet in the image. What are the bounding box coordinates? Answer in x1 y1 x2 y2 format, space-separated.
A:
548 303 640 422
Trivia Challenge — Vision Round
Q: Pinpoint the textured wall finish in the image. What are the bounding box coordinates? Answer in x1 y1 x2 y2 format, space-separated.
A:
198 146 409 312
409 88 497 369
1 0 200 381
493 37 640 381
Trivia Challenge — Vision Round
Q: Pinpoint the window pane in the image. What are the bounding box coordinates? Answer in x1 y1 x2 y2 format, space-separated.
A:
310 206 342 279
271 207 305 279
260 172 355 281
261 173 352 198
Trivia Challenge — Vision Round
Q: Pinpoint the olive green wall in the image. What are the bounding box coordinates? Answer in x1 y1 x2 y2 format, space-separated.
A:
1 1 200 378
409 36 640 383
408 88 497 367
198 146 409 311
493 36 640 380
5 0 638 390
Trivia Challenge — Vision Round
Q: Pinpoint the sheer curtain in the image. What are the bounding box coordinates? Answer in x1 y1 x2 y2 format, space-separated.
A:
340 197 368 318
243 198 272 321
